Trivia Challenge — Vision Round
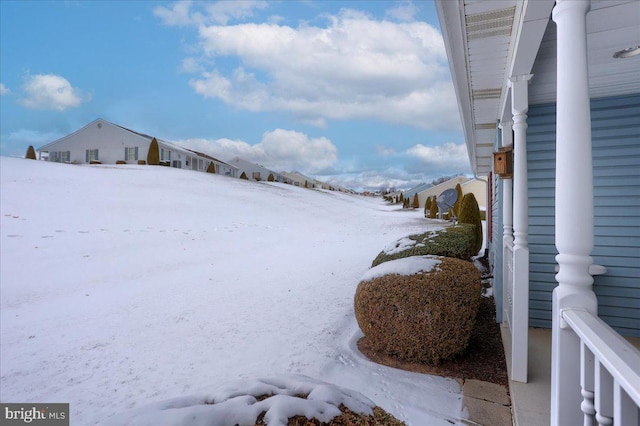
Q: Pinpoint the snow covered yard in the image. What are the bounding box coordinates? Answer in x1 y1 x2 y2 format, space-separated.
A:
0 157 464 425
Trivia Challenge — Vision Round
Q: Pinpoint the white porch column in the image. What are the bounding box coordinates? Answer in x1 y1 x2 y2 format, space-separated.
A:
500 121 514 326
551 0 598 425
510 74 532 383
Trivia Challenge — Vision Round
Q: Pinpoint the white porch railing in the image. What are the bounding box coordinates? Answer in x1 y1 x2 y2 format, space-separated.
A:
562 308 640 425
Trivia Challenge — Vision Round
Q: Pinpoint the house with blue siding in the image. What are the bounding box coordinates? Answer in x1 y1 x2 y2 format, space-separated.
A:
436 0 639 424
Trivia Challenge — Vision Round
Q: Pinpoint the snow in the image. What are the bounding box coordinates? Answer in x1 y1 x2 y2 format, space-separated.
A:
1 157 465 425
104 375 375 426
361 256 442 282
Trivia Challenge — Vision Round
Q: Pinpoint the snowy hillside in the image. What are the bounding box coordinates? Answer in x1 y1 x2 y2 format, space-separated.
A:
0 157 463 425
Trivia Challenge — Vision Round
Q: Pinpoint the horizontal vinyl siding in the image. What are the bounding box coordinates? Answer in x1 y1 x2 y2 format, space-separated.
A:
526 94 640 336
527 103 557 329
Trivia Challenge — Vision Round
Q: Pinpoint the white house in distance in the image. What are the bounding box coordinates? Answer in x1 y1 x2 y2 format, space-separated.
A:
412 176 487 211
37 118 238 177
228 156 290 183
436 0 639 424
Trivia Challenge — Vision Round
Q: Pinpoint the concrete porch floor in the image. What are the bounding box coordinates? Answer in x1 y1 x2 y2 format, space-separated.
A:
502 326 551 426
502 326 640 426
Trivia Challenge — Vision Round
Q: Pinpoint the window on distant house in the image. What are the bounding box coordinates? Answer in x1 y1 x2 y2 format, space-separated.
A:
50 152 59 162
86 149 99 162
161 149 172 162
125 147 138 161
61 151 70 163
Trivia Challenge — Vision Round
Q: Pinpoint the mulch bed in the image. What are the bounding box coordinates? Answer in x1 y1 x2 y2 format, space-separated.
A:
357 257 509 387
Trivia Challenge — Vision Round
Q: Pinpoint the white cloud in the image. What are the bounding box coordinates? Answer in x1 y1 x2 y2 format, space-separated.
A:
0 83 10 95
161 5 458 130
176 129 337 173
385 1 419 22
154 0 268 26
405 142 470 170
20 74 87 111
154 0 195 26
204 1 268 25
375 145 396 157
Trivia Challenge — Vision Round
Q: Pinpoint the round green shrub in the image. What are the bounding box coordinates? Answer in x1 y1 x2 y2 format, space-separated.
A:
355 256 481 365
457 193 482 255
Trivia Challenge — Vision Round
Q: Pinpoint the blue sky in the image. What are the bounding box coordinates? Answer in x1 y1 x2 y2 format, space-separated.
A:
0 0 470 191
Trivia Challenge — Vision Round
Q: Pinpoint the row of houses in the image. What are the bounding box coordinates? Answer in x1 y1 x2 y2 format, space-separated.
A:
389 176 488 214
36 118 346 192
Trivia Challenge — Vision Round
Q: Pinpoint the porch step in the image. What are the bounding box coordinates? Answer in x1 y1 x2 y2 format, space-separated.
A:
462 379 512 426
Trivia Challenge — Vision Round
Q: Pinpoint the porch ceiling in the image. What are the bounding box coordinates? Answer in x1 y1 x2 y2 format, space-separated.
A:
436 0 640 176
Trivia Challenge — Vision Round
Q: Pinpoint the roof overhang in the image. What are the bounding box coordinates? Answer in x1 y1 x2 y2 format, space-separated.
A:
435 0 554 176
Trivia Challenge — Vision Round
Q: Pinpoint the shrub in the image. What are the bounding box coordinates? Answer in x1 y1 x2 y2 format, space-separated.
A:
458 193 482 255
206 162 216 173
25 145 36 160
424 196 431 216
240 171 248 180
429 198 438 218
138 160 146 165
116 160 127 165
147 138 160 165
371 223 476 267
267 173 275 182
453 183 463 217
412 193 419 209
355 256 482 365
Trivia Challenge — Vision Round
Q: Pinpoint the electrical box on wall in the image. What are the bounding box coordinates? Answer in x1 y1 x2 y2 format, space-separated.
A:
493 147 513 178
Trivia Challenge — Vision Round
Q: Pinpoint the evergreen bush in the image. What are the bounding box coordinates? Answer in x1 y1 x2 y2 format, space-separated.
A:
412 193 419 209
268 173 275 182
25 145 36 160
458 193 482 255
147 138 160 165
429 199 438 218
355 256 482 365
240 171 248 180
371 223 477 267
206 162 215 173
453 183 463 217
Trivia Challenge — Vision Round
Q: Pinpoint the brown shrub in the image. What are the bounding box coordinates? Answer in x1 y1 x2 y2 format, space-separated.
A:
147 137 160 165
138 160 146 165
116 160 127 165
355 256 481 365
428 199 438 218
25 145 36 160
206 162 216 173
255 404 405 426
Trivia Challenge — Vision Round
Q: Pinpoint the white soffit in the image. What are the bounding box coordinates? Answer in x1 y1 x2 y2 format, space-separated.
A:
529 0 640 105
464 0 516 175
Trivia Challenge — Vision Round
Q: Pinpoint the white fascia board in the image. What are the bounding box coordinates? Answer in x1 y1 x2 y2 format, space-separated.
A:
435 0 477 175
